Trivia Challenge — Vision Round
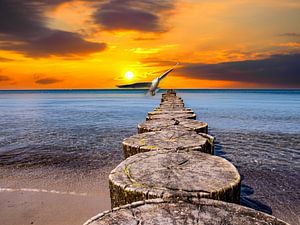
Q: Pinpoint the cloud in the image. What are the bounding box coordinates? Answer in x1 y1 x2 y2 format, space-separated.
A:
0 0 107 57
275 42 300 48
178 54 300 88
279 32 300 37
0 57 14 62
93 0 175 32
0 75 11 82
3 30 107 57
141 58 179 67
133 36 159 41
35 77 62 85
38 0 73 6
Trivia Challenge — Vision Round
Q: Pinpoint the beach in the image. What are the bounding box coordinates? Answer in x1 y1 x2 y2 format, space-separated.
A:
0 90 299 225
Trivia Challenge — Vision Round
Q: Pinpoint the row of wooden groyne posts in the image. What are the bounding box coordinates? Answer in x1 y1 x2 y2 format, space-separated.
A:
84 90 289 225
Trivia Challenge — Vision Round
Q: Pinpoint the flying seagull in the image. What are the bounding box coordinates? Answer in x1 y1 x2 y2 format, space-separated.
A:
117 63 178 96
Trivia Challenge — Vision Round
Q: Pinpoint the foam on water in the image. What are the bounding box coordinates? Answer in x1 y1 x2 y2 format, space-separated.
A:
0 187 88 196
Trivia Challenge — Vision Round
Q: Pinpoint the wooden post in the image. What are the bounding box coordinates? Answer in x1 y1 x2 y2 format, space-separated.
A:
148 110 195 116
84 198 289 225
122 129 214 158
109 150 241 208
154 107 193 112
138 119 208 134
146 112 196 120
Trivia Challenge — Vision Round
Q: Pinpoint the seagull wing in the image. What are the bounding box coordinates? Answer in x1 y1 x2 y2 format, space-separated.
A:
158 62 179 81
158 68 174 81
117 82 152 88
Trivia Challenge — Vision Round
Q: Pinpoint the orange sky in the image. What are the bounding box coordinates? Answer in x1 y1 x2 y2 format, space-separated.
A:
0 0 299 89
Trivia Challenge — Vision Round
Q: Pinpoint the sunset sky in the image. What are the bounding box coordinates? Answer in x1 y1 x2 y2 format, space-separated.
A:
0 0 299 89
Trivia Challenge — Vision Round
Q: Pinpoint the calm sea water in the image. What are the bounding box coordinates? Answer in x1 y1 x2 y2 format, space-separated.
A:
0 89 299 224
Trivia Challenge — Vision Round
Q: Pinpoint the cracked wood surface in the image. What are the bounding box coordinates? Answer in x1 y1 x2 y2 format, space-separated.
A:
138 118 208 134
122 129 214 158
109 151 241 208
84 198 289 225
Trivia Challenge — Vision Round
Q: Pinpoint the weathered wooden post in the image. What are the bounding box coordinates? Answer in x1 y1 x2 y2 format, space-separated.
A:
84 199 289 225
148 110 195 116
122 129 214 158
154 107 193 112
109 151 240 208
146 112 196 120
138 119 208 134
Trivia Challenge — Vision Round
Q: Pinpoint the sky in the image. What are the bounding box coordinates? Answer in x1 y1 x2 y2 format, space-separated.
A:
0 0 299 89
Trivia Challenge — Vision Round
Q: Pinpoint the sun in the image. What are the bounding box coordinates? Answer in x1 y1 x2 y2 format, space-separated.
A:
125 71 134 80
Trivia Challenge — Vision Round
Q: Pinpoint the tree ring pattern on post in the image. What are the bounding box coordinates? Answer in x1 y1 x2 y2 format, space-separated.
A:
109 150 240 208
84 198 289 225
122 129 214 158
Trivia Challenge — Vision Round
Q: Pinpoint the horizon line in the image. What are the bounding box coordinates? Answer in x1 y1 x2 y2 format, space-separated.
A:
0 88 300 91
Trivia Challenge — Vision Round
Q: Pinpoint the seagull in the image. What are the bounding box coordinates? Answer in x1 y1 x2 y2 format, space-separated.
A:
117 63 179 96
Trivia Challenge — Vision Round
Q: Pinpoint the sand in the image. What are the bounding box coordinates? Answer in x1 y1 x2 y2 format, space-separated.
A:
0 191 110 225
0 167 112 225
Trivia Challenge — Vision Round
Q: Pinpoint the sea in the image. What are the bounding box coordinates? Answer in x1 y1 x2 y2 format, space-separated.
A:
0 89 299 224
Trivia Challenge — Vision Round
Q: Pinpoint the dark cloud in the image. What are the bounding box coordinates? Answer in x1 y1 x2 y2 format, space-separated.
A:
94 0 175 32
279 33 300 37
0 0 107 57
35 78 62 85
0 57 14 62
29 0 101 7
178 54 300 88
141 58 178 67
3 30 107 57
38 0 72 6
0 0 46 39
133 36 159 41
0 75 11 82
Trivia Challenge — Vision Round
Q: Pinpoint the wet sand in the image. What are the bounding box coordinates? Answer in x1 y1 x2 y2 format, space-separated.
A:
0 191 110 225
0 167 113 225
